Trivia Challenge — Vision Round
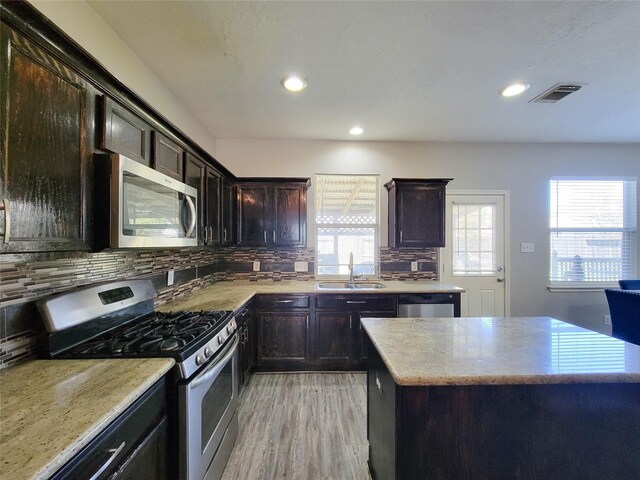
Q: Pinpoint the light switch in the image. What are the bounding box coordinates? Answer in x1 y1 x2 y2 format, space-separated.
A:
411 261 418 272
521 242 534 253
253 260 260 272
167 270 175 286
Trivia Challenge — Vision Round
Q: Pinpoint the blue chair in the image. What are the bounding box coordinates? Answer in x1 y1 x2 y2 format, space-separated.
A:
618 279 640 290
605 289 640 346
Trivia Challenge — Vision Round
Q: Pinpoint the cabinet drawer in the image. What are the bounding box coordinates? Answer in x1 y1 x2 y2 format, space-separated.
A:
316 295 397 312
257 294 310 309
50 379 167 480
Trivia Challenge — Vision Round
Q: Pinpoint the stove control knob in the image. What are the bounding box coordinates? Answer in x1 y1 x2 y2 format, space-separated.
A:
231 320 237 330
227 325 232 334
218 335 224 346
195 354 204 366
204 347 213 358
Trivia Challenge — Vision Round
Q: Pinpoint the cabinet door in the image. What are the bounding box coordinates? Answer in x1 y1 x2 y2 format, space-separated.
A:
315 310 355 368
184 153 206 245
0 25 91 252
111 416 168 480
100 96 152 166
204 167 221 245
221 179 235 245
237 184 270 246
357 310 397 367
273 183 307 246
257 311 310 368
397 183 446 247
152 131 184 180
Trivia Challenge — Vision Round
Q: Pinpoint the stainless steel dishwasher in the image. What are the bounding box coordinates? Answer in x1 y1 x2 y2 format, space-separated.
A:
398 293 461 318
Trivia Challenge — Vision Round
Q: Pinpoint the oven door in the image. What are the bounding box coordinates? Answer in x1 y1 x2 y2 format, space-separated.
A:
179 333 239 480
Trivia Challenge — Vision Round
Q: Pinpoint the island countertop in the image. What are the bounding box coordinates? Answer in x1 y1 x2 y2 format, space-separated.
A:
0 358 174 480
361 316 640 386
158 279 464 313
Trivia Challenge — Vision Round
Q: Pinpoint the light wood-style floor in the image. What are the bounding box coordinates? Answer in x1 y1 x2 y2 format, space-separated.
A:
221 372 369 480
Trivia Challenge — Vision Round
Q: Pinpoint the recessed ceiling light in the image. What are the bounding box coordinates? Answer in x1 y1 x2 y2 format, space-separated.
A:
499 82 531 97
281 75 307 92
349 126 364 135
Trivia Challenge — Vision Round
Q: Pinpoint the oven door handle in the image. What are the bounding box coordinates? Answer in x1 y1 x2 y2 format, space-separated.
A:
190 334 239 390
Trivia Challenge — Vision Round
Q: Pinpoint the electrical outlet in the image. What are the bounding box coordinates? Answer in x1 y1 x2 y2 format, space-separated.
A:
294 261 308 272
521 242 535 253
411 261 418 272
253 260 260 272
604 315 611 326
167 270 175 286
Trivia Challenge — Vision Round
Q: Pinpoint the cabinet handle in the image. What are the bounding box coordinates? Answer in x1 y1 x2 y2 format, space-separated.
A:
264 230 267 242
1 199 9 243
223 228 227 242
273 230 276 242
274 300 294 303
349 314 353 330
346 301 366 304
400 230 403 243
208 226 213 243
88 441 125 480
306 316 309 330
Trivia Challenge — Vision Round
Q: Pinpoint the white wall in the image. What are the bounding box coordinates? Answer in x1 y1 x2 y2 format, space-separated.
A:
28 0 217 157
217 139 640 332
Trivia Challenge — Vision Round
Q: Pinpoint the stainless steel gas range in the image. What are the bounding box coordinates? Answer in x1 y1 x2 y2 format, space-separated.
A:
37 280 239 480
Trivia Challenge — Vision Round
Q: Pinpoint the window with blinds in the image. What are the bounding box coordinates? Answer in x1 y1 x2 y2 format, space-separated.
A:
315 174 379 276
549 178 637 284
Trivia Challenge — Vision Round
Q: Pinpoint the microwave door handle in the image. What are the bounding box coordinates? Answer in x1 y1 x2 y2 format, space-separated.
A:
184 195 197 238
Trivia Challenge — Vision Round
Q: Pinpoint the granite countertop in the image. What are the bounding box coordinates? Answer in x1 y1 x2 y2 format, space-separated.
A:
361 316 640 386
158 280 464 313
0 358 175 480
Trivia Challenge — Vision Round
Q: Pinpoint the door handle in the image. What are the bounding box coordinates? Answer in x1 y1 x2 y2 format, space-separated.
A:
184 196 196 237
88 441 125 480
0 199 9 243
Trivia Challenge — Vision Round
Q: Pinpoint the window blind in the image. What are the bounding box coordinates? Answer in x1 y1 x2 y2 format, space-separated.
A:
549 178 637 283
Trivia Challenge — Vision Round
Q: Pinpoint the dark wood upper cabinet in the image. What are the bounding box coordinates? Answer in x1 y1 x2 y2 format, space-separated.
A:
221 179 235 246
236 184 270 246
273 184 307 246
0 24 92 252
184 152 222 246
152 131 184 180
100 95 152 166
236 179 309 247
385 178 452 248
205 167 222 245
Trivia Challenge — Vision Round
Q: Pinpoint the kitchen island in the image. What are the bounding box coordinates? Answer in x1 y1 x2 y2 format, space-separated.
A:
362 316 640 480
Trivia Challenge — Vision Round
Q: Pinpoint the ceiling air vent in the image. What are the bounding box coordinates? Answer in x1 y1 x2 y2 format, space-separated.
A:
530 84 583 103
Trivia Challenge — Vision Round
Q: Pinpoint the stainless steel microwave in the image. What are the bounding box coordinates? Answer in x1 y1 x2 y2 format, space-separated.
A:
95 154 198 249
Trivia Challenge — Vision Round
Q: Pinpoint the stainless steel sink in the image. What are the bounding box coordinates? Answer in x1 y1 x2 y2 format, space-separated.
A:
318 281 386 290
351 282 386 289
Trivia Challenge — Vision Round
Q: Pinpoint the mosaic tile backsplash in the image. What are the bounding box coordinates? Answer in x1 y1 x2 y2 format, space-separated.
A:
0 244 437 368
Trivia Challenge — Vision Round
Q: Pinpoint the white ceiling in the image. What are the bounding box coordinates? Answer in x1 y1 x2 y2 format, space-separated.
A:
88 0 640 143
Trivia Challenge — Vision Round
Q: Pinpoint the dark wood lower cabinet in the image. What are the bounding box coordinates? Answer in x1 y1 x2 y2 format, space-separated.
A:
50 378 168 480
254 294 398 372
257 311 311 370
367 339 640 480
237 303 255 389
315 311 355 368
